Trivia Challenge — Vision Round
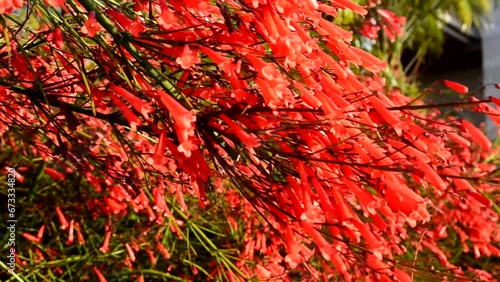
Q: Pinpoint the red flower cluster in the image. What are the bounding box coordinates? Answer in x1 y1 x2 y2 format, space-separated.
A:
0 0 23 14
360 8 406 42
0 0 498 281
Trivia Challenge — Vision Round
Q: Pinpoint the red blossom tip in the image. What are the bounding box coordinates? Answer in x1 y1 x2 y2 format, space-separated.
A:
442 80 469 94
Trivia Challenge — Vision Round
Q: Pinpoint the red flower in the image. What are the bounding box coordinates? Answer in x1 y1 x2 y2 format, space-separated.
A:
332 0 367 15
45 167 65 181
56 207 69 230
125 243 136 262
461 120 492 151
152 130 167 165
156 90 197 157
74 222 85 245
351 47 387 72
293 81 322 109
93 267 108 282
99 230 112 253
219 114 260 149
146 247 157 265
158 0 178 30
45 0 65 8
319 18 353 42
103 197 127 215
110 85 153 119
446 131 471 147
66 220 74 245
37 225 46 239
377 9 406 42
360 20 380 40
442 80 469 94
50 27 64 48
300 220 333 261
22 232 41 243
108 91 142 130
107 10 146 37
176 45 201 69
81 12 101 38
416 159 447 190
156 241 171 259
152 187 171 216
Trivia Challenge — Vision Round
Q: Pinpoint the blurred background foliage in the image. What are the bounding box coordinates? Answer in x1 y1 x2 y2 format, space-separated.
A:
336 0 498 93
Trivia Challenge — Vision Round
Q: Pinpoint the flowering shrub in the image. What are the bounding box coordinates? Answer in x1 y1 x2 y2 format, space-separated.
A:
0 0 499 281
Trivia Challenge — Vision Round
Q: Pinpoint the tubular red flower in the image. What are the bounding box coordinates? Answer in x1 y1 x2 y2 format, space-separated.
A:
22 232 41 243
45 167 65 181
74 222 85 245
37 225 45 239
110 85 153 119
350 47 387 72
66 220 75 245
319 18 353 42
176 45 201 69
93 267 108 282
369 96 401 126
146 247 157 265
153 130 167 165
446 131 471 147
156 241 171 259
107 10 146 37
56 207 69 230
81 12 100 37
300 220 333 261
99 230 112 253
125 243 136 262
416 160 447 190
442 80 469 94
108 92 141 130
158 1 178 30
156 90 196 129
461 120 492 151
